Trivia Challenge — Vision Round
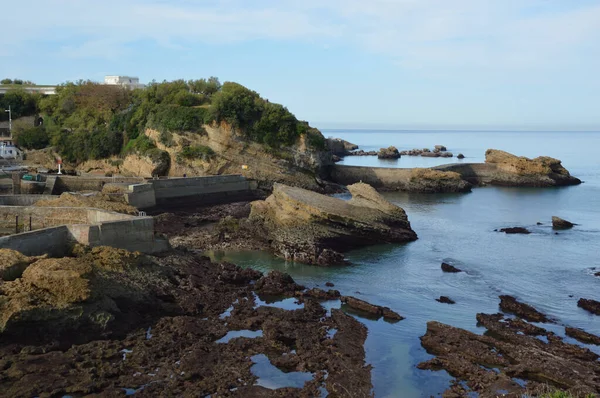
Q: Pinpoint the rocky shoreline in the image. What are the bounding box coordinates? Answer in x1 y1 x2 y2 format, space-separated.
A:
0 247 375 397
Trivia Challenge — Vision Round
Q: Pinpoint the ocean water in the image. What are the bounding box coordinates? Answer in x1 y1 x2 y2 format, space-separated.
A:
210 130 600 397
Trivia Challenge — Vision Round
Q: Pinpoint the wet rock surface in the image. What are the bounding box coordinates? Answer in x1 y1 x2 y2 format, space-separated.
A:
441 262 462 273
552 216 575 230
248 182 417 265
341 296 404 321
436 296 456 304
0 250 373 397
565 327 600 345
578 298 600 315
499 295 549 323
498 227 531 234
418 313 600 397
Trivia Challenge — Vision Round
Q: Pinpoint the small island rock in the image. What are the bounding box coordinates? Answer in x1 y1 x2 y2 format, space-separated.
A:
436 296 456 304
441 263 462 273
378 146 401 159
552 216 575 230
457 153 465 159
499 227 531 234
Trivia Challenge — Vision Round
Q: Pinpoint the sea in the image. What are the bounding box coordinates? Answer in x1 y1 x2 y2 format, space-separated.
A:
210 130 600 397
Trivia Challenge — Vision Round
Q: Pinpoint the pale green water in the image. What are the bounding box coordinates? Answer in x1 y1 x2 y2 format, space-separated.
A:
210 130 600 397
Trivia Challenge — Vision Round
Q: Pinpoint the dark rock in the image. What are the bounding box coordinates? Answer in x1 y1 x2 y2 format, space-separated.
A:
552 216 575 230
536 222 543 225
325 282 335 287
436 296 455 304
299 288 341 300
595 272 600 277
254 270 305 296
499 227 531 234
340 296 404 321
326 138 358 156
439 152 453 158
565 327 600 345
457 153 465 159
377 146 401 159
418 315 600 397
435 145 447 151
578 298 600 315
421 152 440 158
441 262 462 273
499 295 548 322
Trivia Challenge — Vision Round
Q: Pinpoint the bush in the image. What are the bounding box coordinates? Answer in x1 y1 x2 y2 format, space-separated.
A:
158 130 174 147
148 105 210 133
209 82 263 130
13 125 50 150
178 145 215 162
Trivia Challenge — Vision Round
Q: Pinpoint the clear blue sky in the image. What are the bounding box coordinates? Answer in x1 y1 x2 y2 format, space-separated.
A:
3 0 600 130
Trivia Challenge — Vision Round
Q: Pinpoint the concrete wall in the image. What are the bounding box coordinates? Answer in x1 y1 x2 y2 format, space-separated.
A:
329 165 413 189
0 205 169 256
0 226 71 257
125 183 156 209
0 195 54 206
53 176 145 194
150 175 257 207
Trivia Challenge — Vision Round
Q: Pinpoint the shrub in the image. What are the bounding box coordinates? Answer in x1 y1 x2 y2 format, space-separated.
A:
178 145 215 161
158 130 174 147
13 125 50 150
148 105 209 133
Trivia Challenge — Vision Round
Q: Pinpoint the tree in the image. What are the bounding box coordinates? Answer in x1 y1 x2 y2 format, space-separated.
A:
1 78 12 85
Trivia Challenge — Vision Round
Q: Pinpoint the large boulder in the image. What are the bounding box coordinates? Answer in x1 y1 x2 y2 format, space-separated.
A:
485 150 581 186
552 216 575 230
326 138 358 156
378 146 401 159
249 183 417 265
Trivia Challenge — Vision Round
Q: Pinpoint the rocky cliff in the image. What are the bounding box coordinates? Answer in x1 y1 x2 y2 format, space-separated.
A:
248 182 417 265
72 123 334 191
484 149 581 186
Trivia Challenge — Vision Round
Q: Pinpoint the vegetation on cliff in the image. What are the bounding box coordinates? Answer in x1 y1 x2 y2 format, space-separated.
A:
3 78 326 165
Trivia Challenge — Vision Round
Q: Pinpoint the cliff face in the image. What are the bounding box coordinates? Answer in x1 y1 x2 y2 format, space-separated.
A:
76 123 332 191
484 149 581 186
248 182 417 265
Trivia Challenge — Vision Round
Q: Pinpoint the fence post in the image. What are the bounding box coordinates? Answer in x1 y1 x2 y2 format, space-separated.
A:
29 216 32 231
15 215 18 234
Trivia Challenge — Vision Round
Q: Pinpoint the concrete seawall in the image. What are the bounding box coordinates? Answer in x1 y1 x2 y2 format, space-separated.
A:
0 206 169 256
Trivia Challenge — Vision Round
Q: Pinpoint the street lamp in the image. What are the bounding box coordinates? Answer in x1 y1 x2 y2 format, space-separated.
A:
4 105 11 134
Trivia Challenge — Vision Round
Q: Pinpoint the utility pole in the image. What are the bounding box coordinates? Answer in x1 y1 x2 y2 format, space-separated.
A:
4 105 11 134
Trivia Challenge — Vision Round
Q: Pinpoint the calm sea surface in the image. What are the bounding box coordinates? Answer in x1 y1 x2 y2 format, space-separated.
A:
210 130 600 397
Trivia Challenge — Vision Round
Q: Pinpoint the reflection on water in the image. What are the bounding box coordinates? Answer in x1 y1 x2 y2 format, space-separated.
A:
251 354 313 389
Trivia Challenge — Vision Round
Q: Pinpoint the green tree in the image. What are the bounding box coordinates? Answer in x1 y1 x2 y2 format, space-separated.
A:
13 125 50 150
1 78 12 85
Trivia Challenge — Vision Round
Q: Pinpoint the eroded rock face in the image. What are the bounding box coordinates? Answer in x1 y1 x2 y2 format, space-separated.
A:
418 314 600 397
377 146 401 159
485 149 581 186
326 138 358 156
408 168 472 193
249 183 417 265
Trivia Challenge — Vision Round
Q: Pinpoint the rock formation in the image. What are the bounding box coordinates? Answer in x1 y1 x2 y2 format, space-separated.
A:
578 298 600 315
407 169 472 193
457 153 465 159
498 227 531 234
552 216 575 229
484 149 581 186
248 182 417 265
499 295 548 323
441 262 462 273
418 313 600 396
377 146 401 159
326 138 359 156
341 296 403 321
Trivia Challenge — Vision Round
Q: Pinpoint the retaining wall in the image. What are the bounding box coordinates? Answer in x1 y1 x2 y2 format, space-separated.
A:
53 176 145 194
0 206 169 256
0 195 54 206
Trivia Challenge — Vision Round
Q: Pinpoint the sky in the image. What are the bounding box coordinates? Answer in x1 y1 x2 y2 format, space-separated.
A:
2 0 600 130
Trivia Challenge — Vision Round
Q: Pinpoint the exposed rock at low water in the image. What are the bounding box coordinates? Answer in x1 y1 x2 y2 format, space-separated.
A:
418 313 600 397
441 262 462 273
577 298 600 315
436 296 456 304
248 182 417 265
565 327 600 345
499 295 549 323
457 153 465 159
552 216 575 230
0 250 373 397
499 227 531 234
341 296 404 321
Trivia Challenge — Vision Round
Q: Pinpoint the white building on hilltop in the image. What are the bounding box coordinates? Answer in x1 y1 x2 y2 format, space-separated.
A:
104 76 146 89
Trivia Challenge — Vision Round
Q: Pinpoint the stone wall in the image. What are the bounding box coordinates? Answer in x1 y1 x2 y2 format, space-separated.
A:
0 226 72 257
